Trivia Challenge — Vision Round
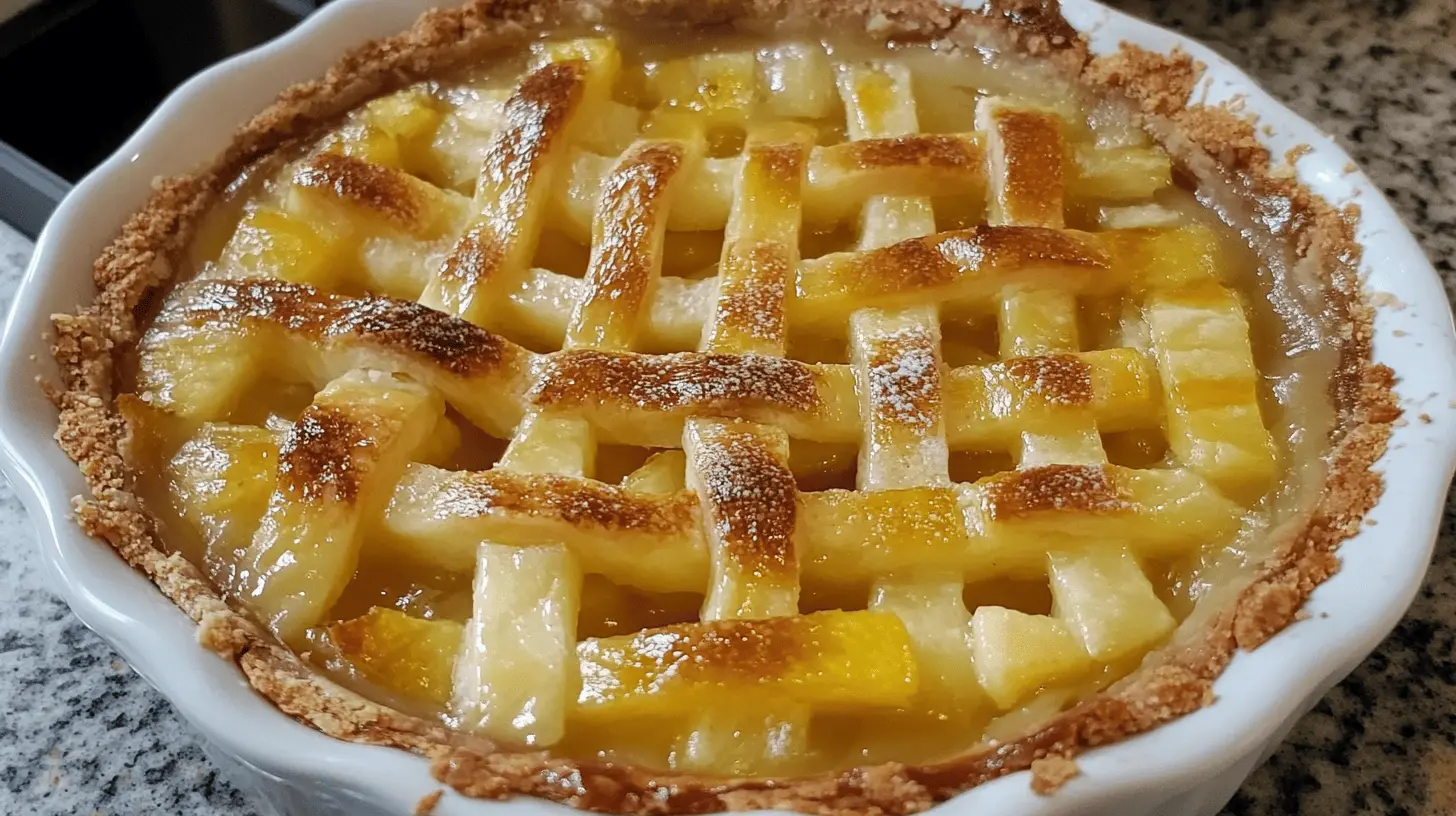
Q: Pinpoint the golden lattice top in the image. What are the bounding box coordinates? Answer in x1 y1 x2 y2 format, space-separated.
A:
124 27 1283 776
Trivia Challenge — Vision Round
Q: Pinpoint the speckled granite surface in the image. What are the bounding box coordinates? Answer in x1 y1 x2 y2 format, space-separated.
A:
0 0 1452 814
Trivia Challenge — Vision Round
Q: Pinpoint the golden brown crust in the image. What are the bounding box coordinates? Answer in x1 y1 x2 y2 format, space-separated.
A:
438 59 589 296
46 1 1398 814
690 422 799 576
570 140 689 348
864 327 943 434
1004 354 1093 406
804 226 1108 308
424 468 700 535
532 350 825 414
829 133 983 174
154 279 519 376
986 106 1066 227
294 153 432 233
278 404 377 503
983 464 1127 519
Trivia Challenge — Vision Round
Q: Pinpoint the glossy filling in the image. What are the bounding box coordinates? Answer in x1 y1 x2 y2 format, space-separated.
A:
121 28 1341 777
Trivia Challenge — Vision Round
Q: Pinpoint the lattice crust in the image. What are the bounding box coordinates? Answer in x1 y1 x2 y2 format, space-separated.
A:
131 32 1282 772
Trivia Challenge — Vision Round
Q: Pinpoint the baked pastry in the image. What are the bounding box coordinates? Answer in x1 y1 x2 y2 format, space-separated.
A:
50 0 1397 812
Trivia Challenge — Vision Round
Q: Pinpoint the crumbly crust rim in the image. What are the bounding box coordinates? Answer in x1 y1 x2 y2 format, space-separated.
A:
45 0 1398 813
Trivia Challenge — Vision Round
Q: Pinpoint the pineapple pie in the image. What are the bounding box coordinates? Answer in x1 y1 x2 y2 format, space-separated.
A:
50 0 1396 812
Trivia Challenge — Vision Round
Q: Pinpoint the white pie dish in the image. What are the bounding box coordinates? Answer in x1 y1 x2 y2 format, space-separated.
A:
1 1 1452 815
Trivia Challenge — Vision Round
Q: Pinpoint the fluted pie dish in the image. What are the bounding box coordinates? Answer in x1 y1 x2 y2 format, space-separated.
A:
3 0 1452 814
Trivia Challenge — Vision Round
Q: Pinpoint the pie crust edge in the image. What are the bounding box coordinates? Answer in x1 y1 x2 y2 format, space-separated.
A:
45 0 1401 812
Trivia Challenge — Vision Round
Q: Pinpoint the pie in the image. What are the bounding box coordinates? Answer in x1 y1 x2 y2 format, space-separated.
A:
49 0 1398 812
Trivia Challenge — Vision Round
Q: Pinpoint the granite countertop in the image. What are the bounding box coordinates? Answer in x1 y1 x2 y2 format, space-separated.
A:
1 0 1453 813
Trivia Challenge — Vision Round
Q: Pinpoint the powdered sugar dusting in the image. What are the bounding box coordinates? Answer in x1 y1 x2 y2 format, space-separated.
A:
687 422 797 574
866 326 942 430
532 350 822 414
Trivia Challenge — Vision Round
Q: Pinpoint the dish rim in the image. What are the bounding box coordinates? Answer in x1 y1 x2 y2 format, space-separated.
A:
2 0 1454 813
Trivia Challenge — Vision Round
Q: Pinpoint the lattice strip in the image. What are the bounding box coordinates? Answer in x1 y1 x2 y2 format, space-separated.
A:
679 126 812 774
835 62 983 725
565 138 698 350
1145 283 1277 503
422 44 609 327
450 49 656 744
235 369 443 645
452 399 594 744
978 97 1103 467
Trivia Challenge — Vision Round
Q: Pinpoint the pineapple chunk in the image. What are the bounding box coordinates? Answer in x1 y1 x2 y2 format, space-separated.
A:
621 450 687 493
361 87 444 174
454 542 582 746
970 606 1092 709
1070 145 1171 201
168 424 280 581
323 607 462 707
237 370 443 645
531 38 621 101
499 412 595 478
574 610 918 722
1114 224 1224 291
215 205 349 285
136 328 260 421
414 414 462 467
1047 548 1175 662
647 52 758 121
759 43 835 120
321 87 443 173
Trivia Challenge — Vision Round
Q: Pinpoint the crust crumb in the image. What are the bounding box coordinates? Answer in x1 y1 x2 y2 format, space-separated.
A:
1369 291 1407 310
1029 756 1079 794
1083 45 1200 116
414 789 445 815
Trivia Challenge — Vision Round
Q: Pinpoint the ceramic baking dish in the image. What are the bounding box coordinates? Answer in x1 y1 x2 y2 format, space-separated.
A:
2 1 1453 814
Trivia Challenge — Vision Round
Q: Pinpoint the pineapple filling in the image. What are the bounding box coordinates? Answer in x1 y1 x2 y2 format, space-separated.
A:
120 25 1341 778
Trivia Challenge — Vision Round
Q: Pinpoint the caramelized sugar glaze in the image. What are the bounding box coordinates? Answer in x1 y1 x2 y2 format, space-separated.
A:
56 0 1395 811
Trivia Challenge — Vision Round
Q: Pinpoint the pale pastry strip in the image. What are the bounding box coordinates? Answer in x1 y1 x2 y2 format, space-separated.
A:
565 138 697 351
839 63 949 490
833 62 981 726
182 452 1236 596
454 542 582 746
422 44 609 327
702 129 811 357
451 48 631 744
681 129 811 774
135 281 1161 452
450 398 594 746
453 405 593 745
977 97 1104 468
236 370 443 646
135 279 533 436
